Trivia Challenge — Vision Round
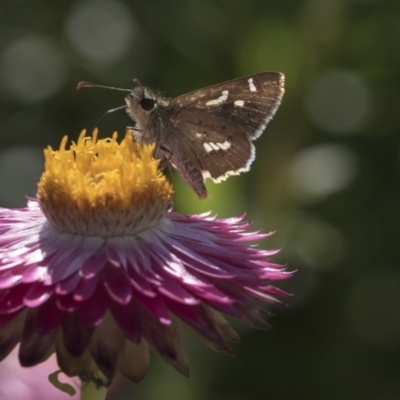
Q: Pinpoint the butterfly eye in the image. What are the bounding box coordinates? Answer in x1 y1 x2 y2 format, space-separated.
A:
140 96 156 111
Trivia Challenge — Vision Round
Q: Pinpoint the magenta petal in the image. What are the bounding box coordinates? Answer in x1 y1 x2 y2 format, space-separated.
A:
183 280 233 304
234 231 273 242
106 237 132 269
73 274 100 302
24 282 52 307
109 300 141 343
45 238 85 281
199 298 239 316
0 286 30 314
81 236 104 260
243 287 283 304
56 293 79 312
105 245 122 267
55 272 81 295
103 266 132 305
164 299 210 330
129 241 152 272
259 265 292 280
262 285 291 297
164 238 262 280
133 289 171 325
165 241 237 279
80 251 107 278
182 283 239 314
164 299 232 354
36 297 66 334
79 285 107 326
126 268 157 298
156 277 199 305
20 265 48 284
241 308 272 330
0 272 21 289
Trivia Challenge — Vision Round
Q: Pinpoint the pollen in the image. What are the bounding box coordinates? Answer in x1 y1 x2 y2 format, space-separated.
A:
37 129 173 236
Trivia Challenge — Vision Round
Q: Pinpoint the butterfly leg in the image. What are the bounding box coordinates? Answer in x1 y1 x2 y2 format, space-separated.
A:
156 145 174 170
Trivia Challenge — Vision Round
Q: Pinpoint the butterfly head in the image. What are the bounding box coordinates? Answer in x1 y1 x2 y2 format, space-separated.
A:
125 81 169 130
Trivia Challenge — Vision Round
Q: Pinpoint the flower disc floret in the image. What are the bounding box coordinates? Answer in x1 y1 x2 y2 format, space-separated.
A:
37 130 173 237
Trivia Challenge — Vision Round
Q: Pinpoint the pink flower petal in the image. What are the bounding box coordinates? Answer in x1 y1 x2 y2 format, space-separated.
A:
103 266 132 305
79 285 107 326
109 300 141 343
36 297 66 334
56 293 79 312
0 198 292 382
55 272 81 295
73 274 100 302
0 286 30 314
24 282 52 307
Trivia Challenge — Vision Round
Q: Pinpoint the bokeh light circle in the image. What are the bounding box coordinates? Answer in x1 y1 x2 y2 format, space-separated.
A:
305 69 373 134
289 143 358 201
65 0 134 64
0 36 67 103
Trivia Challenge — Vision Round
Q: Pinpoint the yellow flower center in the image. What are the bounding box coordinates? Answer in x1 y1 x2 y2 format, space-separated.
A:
37 129 173 237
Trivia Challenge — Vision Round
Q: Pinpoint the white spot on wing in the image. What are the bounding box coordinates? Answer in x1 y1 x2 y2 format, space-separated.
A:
217 141 231 150
196 133 204 138
203 143 213 153
248 78 257 92
234 100 245 107
202 143 256 183
203 141 231 153
210 142 219 151
205 90 229 106
216 142 225 150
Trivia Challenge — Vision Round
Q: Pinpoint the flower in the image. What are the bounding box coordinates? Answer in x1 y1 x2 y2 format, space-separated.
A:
0 130 291 384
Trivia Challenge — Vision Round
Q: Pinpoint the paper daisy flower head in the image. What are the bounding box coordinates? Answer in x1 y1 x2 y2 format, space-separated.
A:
0 130 291 384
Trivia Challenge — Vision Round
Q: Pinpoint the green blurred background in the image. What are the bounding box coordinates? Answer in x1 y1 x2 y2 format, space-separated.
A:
1 0 400 399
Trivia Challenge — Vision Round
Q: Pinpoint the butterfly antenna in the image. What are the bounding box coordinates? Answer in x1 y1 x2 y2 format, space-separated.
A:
77 81 131 125
77 81 131 92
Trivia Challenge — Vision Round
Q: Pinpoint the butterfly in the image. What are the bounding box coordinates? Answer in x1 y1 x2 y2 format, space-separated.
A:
78 72 285 198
